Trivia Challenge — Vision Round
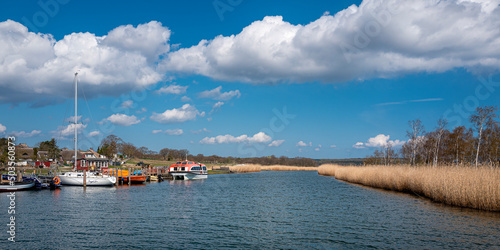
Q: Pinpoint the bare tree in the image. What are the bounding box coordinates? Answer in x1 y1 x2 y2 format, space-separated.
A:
120 142 137 158
407 119 425 166
159 148 171 160
470 106 498 168
433 118 448 167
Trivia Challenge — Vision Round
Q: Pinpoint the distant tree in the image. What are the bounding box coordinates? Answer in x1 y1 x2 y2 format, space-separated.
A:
179 149 189 160
383 142 397 165
432 118 448 167
38 138 60 162
121 142 137 158
32 148 39 161
137 147 149 158
0 138 8 166
159 148 171 160
470 106 498 167
99 135 123 158
406 119 425 166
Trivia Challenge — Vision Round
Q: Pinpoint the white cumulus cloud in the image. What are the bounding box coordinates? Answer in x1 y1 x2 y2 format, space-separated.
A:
120 100 134 109
198 86 241 101
162 0 500 84
88 130 101 137
54 123 87 137
268 140 285 147
296 141 312 147
0 20 170 105
354 134 405 149
210 101 224 114
106 114 141 126
200 132 271 144
9 130 41 138
156 84 188 95
0 123 6 134
181 96 192 102
152 129 183 135
150 104 204 123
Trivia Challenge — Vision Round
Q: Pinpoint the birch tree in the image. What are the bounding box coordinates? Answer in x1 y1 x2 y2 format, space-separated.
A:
433 118 448 167
407 119 425 166
470 106 498 168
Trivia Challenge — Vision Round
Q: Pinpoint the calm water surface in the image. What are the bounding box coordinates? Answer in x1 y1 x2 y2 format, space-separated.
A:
1 171 499 249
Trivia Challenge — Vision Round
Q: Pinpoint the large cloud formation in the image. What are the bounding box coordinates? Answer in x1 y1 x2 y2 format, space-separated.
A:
1 0 500 106
162 0 500 83
0 20 169 105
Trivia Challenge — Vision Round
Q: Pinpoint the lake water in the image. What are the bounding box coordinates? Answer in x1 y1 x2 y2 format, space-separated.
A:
1 171 499 249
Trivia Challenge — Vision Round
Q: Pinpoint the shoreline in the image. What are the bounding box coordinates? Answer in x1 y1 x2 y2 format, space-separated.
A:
318 164 500 212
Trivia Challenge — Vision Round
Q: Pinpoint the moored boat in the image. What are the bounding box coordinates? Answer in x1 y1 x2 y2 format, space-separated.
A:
0 180 35 192
122 175 147 184
56 72 116 187
59 172 116 186
168 161 208 180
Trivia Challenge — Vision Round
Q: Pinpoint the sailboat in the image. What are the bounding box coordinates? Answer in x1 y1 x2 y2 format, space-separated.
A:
58 73 116 186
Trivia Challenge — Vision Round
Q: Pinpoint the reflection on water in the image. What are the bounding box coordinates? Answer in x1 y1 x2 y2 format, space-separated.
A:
0 171 498 249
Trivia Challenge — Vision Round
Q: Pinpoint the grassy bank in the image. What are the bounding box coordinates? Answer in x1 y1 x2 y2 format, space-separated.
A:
318 164 500 212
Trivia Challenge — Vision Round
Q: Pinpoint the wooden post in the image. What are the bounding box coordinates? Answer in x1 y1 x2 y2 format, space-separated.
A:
115 168 118 186
148 166 151 182
120 168 123 185
128 167 131 185
83 169 87 187
17 170 22 182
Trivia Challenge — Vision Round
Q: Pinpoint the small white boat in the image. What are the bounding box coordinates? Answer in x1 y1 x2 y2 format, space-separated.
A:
0 181 36 192
59 172 116 186
169 161 208 180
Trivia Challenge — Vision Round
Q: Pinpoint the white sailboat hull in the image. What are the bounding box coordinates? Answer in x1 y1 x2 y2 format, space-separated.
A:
59 173 116 186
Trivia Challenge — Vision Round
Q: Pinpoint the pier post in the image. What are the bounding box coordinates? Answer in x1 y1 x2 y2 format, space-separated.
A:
17 170 22 182
83 169 87 187
120 168 123 185
115 168 118 186
148 166 151 182
128 167 131 185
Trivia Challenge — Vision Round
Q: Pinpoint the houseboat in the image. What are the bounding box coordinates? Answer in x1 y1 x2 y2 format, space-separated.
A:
169 161 208 180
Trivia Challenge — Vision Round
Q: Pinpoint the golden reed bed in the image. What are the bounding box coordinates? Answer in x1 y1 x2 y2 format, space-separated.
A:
211 164 318 173
318 164 500 212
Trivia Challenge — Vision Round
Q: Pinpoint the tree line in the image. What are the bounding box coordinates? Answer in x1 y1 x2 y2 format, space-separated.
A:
97 135 317 166
365 106 499 167
0 133 317 167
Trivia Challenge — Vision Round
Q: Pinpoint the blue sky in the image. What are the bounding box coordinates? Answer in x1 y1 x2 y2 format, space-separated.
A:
0 0 499 159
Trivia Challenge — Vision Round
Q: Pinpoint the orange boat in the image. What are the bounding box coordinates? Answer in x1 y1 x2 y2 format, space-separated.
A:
108 169 146 184
122 175 146 184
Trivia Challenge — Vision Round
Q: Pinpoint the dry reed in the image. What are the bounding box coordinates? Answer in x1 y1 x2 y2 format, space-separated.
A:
213 164 318 173
260 165 318 171
228 164 262 173
318 164 500 212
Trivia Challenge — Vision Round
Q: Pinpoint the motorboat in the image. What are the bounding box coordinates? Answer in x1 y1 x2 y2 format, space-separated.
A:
169 161 208 180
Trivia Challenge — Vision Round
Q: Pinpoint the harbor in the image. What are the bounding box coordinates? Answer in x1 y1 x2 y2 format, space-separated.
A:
1 171 499 249
1 0 500 248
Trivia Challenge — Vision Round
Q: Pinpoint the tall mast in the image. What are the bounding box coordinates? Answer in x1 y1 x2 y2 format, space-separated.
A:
74 72 78 171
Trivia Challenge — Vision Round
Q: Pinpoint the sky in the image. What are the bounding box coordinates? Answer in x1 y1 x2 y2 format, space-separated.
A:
0 0 499 159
